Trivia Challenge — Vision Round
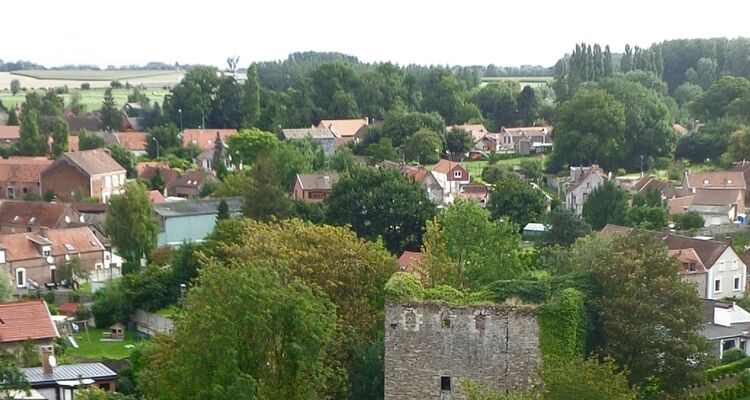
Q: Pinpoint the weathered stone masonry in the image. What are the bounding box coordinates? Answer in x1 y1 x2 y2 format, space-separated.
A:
384 302 541 400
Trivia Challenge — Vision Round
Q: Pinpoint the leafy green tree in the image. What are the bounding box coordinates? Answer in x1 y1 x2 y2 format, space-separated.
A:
672 211 704 231
9 79 20 96
107 144 136 178
18 108 43 156
50 116 68 157
325 167 436 254
100 88 123 131
420 200 525 288
518 158 543 183
631 187 663 208
547 88 625 172
445 127 474 158
692 76 750 122
469 83 517 131
90 279 134 328
673 82 703 106
228 128 279 166
0 272 12 302
163 66 220 129
726 125 750 161
243 64 260 128
147 124 180 158
243 153 293 221
149 168 166 193
365 138 400 164
268 140 321 188
625 205 668 230
569 232 712 393
214 171 253 198
171 241 202 286
5 109 19 126
402 128 442 164
328 146 359 172
139 263 338 400
78 130 106 150
105 182 158 265
543 206 591 247
487 176 547 229
541 356 638 400
581 180 628 230
75 387 135 399
216 199 230 222
381 110 445 147
0 349 30 398
515 86 539 125
481 164 513 184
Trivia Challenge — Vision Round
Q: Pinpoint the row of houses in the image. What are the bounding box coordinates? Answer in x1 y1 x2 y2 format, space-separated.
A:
562 163 750 228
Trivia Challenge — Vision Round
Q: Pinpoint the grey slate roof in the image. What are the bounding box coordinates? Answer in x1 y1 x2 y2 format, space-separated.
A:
23 362 116 384
281 127 336 140
296 173 339 190
686 204 734 215
153 197 243 217
701 322 750 340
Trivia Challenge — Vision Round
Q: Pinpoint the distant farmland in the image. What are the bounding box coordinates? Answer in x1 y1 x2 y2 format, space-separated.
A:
481 76 553 88
10 69 180 81
0 70 183 91
0 87 170 111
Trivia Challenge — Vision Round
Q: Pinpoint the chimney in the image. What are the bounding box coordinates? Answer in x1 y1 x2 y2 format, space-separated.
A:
725 235 733 245
39 227 47 238
40 345 54 375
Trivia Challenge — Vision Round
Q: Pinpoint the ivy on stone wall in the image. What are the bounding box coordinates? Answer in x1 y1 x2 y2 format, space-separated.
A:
537 288 588 360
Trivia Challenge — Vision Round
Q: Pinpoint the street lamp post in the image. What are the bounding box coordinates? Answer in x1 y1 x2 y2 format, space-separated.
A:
152 137 160 159
177 108 183 133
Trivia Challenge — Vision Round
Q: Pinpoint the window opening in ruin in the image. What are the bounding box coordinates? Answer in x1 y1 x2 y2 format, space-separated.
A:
442 318 451 328
475 314 486 330
390 323 398 330
441 376 451 391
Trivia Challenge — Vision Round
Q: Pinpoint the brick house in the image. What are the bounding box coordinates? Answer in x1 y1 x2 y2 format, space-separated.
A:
0 201 83 234
182 129 238 151
41 149 126 203
169 170 220 199
2 227 109 289
430 159 470 204
0 300 58 352
292 173 339 203
0 125 21 146
0 157 52 200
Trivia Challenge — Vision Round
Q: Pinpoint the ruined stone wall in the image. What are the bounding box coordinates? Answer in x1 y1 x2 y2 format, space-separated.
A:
384 302 540 400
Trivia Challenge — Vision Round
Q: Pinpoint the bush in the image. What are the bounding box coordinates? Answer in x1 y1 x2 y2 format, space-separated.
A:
80 83 90 90
47 304 59 315
74 304 92 321
43 291 56 305
384 272 424 303
706 356 750 382
110 80 123 89
722 348 747 364
91 280 133 328
424 285 465 303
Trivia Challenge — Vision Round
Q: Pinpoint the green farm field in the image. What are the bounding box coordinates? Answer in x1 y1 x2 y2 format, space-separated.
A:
0 87 170 112
11 69 179 81
481 76 553 88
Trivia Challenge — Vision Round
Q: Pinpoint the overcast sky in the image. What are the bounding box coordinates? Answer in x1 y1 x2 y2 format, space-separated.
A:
5 1 750 68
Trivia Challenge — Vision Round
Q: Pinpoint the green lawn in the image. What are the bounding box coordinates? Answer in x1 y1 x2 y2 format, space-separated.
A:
481 76 553 88
68 327 137 360
0 87 170 113
11 69 178 81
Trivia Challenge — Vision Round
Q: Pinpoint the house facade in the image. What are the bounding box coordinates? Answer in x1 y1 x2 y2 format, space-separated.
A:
430 159 469 204
291 173 339 203
565 166 605 216
169 170 219 199
41 149 126 203
700 300 750 359
23 360 118 400
154 198 243 246
0 157 53 200
400 166 444 206
2 227 110 290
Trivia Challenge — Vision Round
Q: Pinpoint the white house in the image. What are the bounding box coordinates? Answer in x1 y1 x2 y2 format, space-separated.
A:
565 165 606 216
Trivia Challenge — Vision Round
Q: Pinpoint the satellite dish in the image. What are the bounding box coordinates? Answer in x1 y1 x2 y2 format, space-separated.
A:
46 256 54 264
48 355 57 367
79 215 85 223
64 216 71 224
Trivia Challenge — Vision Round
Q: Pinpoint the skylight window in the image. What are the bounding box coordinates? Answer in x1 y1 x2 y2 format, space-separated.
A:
64 243 75 251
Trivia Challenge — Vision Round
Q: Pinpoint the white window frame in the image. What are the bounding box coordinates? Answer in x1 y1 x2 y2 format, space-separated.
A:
95 263 103 270
719 261 726 271
732 259 739 271
15 268 26 288
105 176 112 188
715 278 722 293
453 170 462 179
113 174 119 187
6 187 14 199
734 276 742 291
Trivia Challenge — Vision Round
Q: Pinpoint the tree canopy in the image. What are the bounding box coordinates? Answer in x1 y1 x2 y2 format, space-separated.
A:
104 182 158 264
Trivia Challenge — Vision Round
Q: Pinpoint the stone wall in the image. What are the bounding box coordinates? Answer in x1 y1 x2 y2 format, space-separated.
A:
384 302 540 400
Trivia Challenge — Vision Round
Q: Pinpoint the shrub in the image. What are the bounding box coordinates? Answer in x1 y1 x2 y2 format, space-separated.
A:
43 291 56 305
722 348 746 364
384 272 424 303
706 357 750 382
80 83 90 90
424 285 464 303
47 304 59 315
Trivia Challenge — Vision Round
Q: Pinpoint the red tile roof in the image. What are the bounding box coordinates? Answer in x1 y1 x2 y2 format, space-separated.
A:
398 251 423 271
54 149 125 176
149 190 166 204
68 135 79 152
0 300 58 343
117 131 148 151
182 129 237 150
432 159 465 175
0 201 78 228
0 126 20 141
0 157 52 183
318 119 368 137
0 227 103 261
